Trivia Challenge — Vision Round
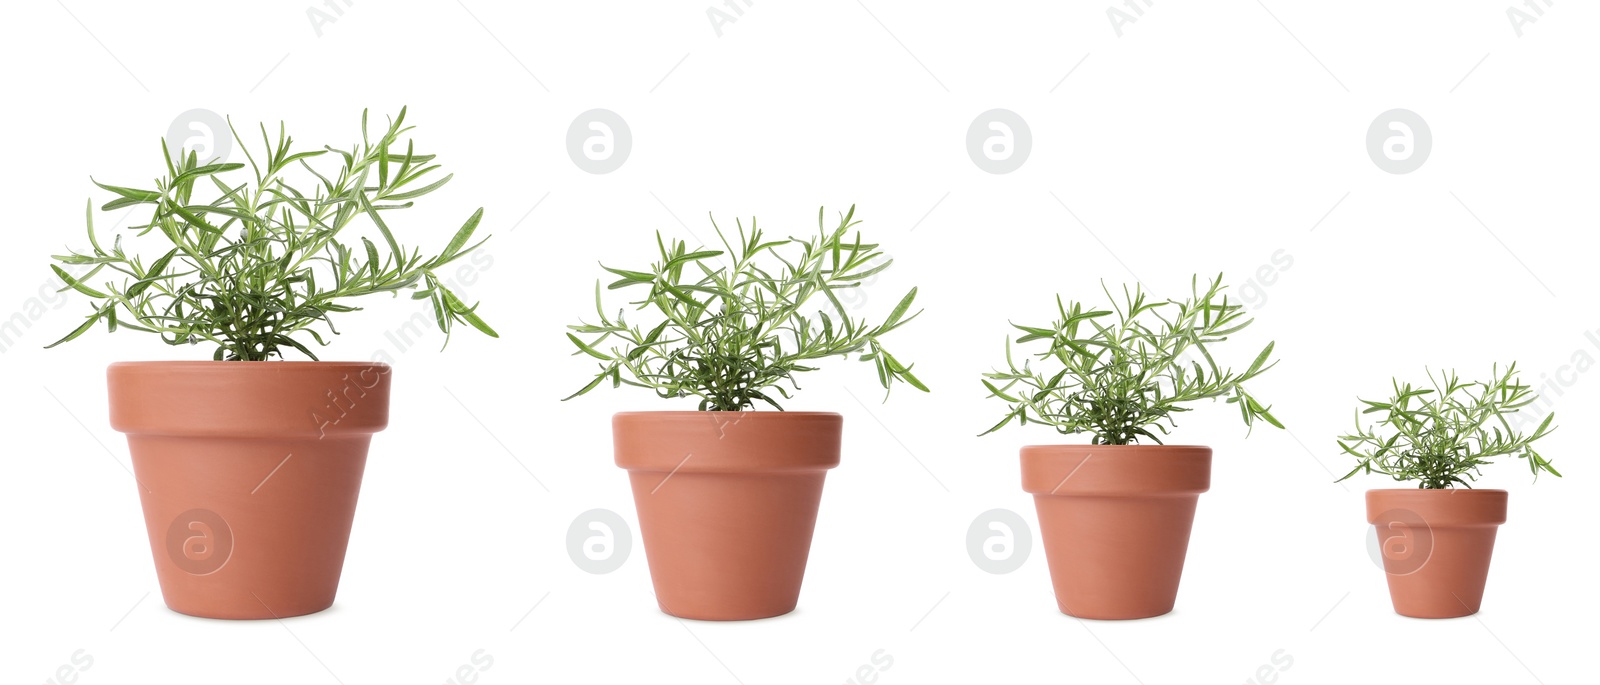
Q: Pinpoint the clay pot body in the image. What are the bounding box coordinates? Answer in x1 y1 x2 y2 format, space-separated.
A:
1021 444 1211 620
613 411 841 620
108 361 390 619
1366 488 1507 619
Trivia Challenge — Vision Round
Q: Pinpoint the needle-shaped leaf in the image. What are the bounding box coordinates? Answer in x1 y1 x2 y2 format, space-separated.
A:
52 265 108 298
46 306 112 348
436 207 483 264
357 190 403 260
383 172 453 201
567 332 612 360
126 249 179 298
92 179 160 201
441 288 498 337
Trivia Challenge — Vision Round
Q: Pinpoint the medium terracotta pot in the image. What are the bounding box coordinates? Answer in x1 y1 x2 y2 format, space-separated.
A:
108 361 390 619
1021 444 1211 620
1366 488 1506 619
614 411 841 620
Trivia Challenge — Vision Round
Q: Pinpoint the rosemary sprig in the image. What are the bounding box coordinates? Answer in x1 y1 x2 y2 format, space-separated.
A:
982 274 1283 445
1337 363 1559 489
48 108 496 360
564 205 928 411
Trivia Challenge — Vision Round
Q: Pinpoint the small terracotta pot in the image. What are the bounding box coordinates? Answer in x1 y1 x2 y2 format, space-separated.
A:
1021 444 1211 620
1366 488 1507 619
108 361 390 619
614 411 841 620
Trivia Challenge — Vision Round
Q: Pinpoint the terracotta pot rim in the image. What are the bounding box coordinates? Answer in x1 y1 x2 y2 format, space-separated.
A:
109 361 391 438
1366 488 1509 494
1023 442 1211 448
110 360 390 369
1021 444 1211 496
1365 488 1508 526
613 410 842 418
613 410 841 473
1021 443 1211 452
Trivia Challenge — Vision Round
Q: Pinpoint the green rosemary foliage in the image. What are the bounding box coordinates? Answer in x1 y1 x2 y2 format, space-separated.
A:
982 274 1282 445
565 206 927 411
1337 363 1559 489
49 108 496 361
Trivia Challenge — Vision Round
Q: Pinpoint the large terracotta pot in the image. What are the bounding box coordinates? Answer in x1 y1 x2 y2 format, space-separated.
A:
1021 444 1211 620
108 361 390 619
613 411 841 620
1366 488 1506 619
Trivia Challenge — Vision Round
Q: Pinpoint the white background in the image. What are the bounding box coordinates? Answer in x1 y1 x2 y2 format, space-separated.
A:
1 1 1595 683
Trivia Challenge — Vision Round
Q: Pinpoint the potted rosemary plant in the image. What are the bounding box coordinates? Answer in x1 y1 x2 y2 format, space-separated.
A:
49 108 496 619
565 206 926 620
1338 363 1558 618
981 275 1282 619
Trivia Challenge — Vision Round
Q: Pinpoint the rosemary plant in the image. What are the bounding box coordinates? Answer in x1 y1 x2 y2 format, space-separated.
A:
49 108 496 360
1337 363 1559 489
564 206 927 411
982 274 1282 445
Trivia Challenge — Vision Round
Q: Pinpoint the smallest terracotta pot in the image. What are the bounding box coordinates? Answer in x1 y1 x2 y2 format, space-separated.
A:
1366 488 1507 619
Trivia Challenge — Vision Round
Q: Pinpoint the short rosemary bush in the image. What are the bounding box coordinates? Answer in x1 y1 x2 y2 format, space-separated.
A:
564 205 927 411
50 108 496 360
1337 363 1559 489
982 274 1282 444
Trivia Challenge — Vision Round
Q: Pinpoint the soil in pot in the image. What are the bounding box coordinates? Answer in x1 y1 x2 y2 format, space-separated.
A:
1021 444 1211 620
613 411 841 620
109 361 390 619
1367 488 1507 619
